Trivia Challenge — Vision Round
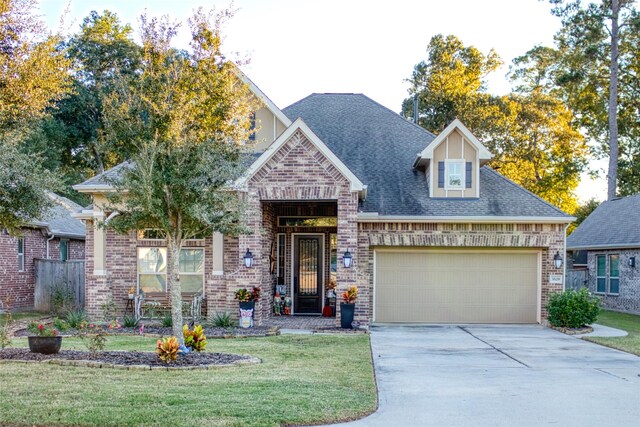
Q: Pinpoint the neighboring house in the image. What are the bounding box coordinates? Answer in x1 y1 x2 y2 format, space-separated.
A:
567 194 640 314
73 75 572 325
0 193 86 310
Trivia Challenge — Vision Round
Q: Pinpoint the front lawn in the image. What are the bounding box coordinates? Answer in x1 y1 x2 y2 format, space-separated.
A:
584 310 640 356
0 334 376 426
0 310 46 323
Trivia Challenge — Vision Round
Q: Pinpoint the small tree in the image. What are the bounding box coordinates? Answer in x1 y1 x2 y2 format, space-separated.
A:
103 9 256 343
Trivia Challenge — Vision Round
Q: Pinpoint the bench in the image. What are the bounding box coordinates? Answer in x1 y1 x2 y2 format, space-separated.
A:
134 292 204 322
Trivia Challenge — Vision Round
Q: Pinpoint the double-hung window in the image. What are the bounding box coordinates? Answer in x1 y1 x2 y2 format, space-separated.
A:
445 160 465 190
17 238 24 271
596 254 620 295
137 247 204 294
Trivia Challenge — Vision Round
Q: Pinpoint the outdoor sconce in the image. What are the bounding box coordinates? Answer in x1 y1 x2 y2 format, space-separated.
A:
629 256 636 268
343 249 353 268
243 249 254 268
553 251 563 269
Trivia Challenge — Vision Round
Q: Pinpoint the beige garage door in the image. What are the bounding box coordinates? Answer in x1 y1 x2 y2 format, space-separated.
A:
375 250 539 323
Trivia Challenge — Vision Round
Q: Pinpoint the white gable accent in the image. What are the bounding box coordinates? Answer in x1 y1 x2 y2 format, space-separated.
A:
234 67 292 128
235 118 365 192
418 119 492 160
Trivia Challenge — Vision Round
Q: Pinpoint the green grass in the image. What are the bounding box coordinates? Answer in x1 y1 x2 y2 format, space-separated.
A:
584 309 640 356
0 311 47 323
0 334 376 426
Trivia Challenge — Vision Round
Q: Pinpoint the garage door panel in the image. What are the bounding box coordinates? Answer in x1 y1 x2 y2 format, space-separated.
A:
375 250 538 323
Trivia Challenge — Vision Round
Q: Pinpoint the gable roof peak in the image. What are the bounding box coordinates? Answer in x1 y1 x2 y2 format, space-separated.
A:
417 119 493 163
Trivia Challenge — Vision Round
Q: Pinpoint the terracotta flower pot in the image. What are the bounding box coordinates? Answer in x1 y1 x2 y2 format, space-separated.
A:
28 336 62 354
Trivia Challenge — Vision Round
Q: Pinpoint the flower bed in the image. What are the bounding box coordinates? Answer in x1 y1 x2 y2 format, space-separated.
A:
13 325 279 338
0 348 260 370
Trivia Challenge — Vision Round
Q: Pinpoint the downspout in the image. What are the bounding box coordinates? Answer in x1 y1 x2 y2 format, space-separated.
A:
46 233 55 259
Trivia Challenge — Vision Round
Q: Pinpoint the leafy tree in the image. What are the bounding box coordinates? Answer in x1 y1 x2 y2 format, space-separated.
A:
21 10 141 204
103 9 256 342
568 198 600 234
0 0 71 233
543 0 640 199
403 34 587 214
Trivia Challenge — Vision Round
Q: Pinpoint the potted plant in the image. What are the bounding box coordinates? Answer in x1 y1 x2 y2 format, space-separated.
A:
340 286 358 329
128 287 136 299
234 286 261 328
27 322 62 354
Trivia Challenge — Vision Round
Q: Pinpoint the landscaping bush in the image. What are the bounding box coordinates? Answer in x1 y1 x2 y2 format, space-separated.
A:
65 309 87 329
156 336 179 363
183 324 207 352
211 312 234 327
123 315 139 328
51 283 75 315
546 288 601 328
53 317 69 332
0 311 11 349
162 315 173 327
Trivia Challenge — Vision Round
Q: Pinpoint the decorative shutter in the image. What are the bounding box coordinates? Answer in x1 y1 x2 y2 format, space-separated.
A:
465 162 472 188
438 162 445 188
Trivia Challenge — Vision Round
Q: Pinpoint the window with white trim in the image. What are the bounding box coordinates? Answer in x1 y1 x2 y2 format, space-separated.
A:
595 254 620 295
137 247 204 293
17 238 24 271
445 160 465 189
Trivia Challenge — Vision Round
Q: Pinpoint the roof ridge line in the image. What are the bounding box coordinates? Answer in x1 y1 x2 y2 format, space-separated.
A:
357 94 437 138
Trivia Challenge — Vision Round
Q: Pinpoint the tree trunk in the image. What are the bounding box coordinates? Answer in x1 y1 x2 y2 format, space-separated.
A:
167 235 184 345
607 0 620 201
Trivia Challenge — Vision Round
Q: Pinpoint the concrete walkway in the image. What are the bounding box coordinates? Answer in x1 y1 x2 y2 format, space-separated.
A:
581 323 628 337
333 325 640 427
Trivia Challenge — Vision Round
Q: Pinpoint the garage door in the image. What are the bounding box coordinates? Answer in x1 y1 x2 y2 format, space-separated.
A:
374 249 539 323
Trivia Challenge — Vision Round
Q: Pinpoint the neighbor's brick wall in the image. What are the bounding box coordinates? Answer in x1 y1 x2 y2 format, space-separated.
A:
587 250 640 314
47 238 85 261
0 228 46 309
357 222 566 323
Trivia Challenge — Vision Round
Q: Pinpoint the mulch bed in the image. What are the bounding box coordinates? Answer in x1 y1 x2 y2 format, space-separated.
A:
13 325 279 339
0 348 258 370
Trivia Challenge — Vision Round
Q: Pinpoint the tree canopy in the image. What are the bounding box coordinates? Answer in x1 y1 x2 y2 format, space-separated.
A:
104 9 256 341
0 0 71 233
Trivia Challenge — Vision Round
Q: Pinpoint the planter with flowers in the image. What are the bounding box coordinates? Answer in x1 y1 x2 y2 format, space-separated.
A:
340 286 358 329
128 287 136 299
27 322 62 354
234 286 261 328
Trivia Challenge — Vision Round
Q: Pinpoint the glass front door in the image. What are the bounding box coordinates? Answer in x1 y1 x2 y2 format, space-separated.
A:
293 235 323 314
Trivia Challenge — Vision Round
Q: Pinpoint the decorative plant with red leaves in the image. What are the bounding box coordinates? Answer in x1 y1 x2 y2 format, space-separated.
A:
341 286 358 304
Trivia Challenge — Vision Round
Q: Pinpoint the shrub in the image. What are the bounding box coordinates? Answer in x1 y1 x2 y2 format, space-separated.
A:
123 315 139 328
546 288 601 328
100 298 117 323
156 336 180 363
161 315 173 327
211 312 234 327
342 286 358 304
27 322 59 337
53 317 69 332
0 311 11 349
183 324 207 352
50 283 75 315
75 323 107 353
65 309 87 329
234 287 261 302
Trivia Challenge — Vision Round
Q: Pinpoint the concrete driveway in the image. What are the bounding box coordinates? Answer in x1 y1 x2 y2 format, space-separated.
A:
339 325 640 427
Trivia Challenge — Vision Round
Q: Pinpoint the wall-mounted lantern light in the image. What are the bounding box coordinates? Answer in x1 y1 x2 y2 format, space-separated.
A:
243 249 254 268
553 251 563 269
343 249 353 269
629 256 636 268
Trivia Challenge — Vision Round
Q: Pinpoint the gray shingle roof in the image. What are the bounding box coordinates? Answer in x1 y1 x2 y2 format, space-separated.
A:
283 93 570 218
567 194 640 249
76 161 133 187
35 193 86 239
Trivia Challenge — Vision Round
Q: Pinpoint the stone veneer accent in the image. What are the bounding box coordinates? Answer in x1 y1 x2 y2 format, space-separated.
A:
586 250 640 314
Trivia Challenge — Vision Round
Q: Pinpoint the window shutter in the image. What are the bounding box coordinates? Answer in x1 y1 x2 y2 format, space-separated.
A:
438 162 445 188
465 162 472 188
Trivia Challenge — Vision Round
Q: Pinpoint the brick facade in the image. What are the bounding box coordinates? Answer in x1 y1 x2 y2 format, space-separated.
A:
82 128 567 325
0 228 84 310
586 250 640 314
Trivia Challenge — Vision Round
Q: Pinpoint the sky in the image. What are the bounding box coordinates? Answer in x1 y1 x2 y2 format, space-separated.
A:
38 0 607 202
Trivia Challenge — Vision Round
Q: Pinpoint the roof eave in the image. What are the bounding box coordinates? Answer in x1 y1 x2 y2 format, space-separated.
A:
72 184 115 193
357 213 575 224
567 243 640 250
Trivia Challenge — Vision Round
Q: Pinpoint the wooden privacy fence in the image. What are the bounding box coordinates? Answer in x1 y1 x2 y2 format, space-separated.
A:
566 269 588 291
34 259 85 312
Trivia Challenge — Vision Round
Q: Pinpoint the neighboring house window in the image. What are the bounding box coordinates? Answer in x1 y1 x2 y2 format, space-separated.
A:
137 247 204 293
138 247 167 293
17 238 24 271
609 254 620 294
445 160 465 190
596 255 606 293
179 249 204 293
596 254 620 295
59 240 68 261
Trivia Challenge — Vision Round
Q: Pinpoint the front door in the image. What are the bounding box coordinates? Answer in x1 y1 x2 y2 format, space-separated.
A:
293 235 323 314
